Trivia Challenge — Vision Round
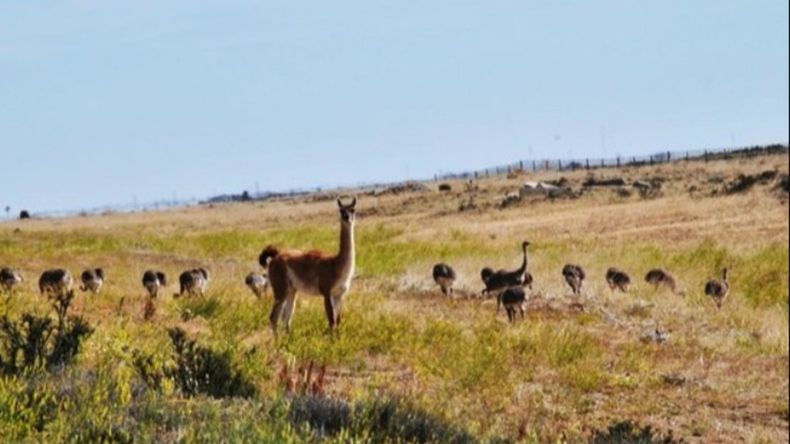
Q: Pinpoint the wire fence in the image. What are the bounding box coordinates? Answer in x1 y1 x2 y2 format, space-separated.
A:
431 143 789 182
8 143 787 220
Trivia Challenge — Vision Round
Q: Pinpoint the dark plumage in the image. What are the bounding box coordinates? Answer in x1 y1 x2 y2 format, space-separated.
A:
432 263 457 297
0 267 24 292
38 268 73 298
705 268 730 309
645 268 684 295
142 270 167 298
80 268 105 293
177 267 210 297
499 287 527 323
605 267 631 292
481 241 532 296
562 264 586 295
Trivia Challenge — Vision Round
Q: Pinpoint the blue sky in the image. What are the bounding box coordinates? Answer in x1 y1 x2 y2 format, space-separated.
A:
1 1 787 214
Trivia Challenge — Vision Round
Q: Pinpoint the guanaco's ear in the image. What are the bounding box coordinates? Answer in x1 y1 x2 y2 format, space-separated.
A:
337 196 357 209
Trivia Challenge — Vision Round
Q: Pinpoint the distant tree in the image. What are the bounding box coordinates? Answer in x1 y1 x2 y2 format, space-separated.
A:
19 210 30 220
240 191 251 202
4 206 9 218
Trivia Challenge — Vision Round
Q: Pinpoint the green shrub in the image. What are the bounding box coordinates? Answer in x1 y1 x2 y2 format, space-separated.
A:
133 327 256 399
0 291 93 375
589 420 679 444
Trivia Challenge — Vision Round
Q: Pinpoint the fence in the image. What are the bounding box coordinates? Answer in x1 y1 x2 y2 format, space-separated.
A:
431 143 788 182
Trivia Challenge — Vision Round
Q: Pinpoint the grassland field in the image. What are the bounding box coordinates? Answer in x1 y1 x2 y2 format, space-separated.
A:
0 153 788 443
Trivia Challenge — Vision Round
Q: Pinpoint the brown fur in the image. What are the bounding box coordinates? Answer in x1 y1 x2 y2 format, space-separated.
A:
267 197 357 334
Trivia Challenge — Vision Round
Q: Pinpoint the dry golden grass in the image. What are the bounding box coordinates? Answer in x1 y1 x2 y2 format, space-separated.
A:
0 152 787 442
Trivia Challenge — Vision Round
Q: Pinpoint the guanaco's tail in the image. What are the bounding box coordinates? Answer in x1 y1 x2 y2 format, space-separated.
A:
259 245 280 268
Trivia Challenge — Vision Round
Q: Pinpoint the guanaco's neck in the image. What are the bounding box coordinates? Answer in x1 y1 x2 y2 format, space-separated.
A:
336 221 355 278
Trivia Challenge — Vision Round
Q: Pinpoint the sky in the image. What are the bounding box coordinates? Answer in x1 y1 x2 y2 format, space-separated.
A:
1 1 788 214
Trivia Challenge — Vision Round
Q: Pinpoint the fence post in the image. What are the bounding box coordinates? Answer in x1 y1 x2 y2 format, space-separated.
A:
519 160 523 171
616 156 621 167
666 151 671 163
586 158 589 170
544 160 550 170
685 151 689 161
532 160 536 171
600 158 604 168
704 150 708 162
558 160 563 171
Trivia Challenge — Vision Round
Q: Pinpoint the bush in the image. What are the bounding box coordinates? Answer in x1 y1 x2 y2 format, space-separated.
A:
133 327 256 399
589 420 680 444
287 395 479 443
0 291 94 375
725 170 777 194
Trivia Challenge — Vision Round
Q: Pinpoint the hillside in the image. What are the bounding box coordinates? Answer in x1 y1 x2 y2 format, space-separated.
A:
0 151 788 442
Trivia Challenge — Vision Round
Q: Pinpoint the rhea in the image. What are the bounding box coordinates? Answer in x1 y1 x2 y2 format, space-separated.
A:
261 197 357 335
644 268 684 296
176 268 210 297
432 263 457 297
480 241 532 297
605 267 631 292
499 287 527 323
80 268 105 294
142 270 167 298
705 268 730 309
39 268 74 298
0 267 24 292
562 264 586 295
245 272 269 299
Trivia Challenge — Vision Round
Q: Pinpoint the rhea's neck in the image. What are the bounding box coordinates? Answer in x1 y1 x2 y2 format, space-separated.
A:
520 245 528 272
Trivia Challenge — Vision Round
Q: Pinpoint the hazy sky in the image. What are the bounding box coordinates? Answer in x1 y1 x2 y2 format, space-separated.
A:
1 1 788 214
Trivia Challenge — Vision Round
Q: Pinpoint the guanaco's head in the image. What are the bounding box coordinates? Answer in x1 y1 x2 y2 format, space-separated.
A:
722 267 730 282
338 196 357 225
522 241 531 249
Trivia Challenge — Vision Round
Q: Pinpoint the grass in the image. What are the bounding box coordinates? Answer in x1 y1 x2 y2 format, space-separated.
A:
0 152 787 442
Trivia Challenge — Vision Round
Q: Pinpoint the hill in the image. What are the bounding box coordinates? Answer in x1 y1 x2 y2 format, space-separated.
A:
0 151 788 442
